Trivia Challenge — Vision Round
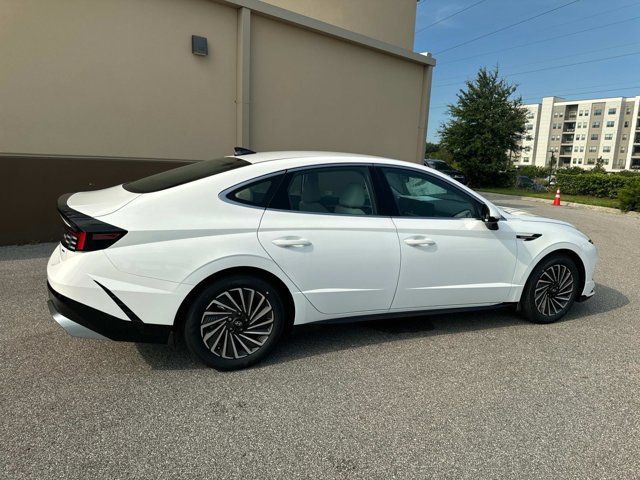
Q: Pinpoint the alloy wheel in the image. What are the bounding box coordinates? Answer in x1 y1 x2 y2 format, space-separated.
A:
200 288 274 359
534 264 574 317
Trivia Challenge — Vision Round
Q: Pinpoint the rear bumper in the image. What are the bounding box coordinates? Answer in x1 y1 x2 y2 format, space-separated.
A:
48 282 171 343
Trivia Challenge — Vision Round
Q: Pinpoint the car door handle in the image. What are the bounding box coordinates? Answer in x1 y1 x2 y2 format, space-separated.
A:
272 237 312 248
404 236 436 246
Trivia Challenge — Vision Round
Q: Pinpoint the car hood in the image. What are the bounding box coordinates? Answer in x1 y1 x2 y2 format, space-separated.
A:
497 206 575 228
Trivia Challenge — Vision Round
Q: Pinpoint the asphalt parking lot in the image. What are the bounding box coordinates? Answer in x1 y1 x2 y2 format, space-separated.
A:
1 194 639 480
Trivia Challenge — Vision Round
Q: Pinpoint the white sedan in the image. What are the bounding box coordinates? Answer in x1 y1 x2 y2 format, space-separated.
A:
47 150 597 370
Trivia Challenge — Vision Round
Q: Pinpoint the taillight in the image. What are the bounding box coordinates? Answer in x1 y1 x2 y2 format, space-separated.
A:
58 194 127 252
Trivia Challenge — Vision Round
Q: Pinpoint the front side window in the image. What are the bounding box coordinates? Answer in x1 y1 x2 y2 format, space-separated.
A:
282 166 375 215
381 167 481 219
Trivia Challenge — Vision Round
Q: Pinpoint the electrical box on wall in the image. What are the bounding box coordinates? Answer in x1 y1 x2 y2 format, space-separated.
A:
191 35 208 56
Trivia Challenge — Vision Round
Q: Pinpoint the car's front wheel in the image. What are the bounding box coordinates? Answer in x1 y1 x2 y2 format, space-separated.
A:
183 275 286 370
521 254 580 324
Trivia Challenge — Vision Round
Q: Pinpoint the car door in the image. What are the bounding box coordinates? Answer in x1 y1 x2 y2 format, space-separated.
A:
377 166 518 310
258 165 400 315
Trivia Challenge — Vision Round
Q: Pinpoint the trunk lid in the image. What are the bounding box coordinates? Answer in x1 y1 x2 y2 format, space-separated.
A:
67 185 139 217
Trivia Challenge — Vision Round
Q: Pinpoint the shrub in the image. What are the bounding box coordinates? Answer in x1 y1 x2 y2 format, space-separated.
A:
556 172 636 198
618 178 640 212
515 165 548 179
555 166 585 175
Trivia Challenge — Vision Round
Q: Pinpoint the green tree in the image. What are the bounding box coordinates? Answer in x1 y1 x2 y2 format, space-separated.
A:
592 156 606 173
439 67 527 187
424 142 440 156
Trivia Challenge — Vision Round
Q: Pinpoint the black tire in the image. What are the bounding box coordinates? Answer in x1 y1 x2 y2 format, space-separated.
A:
521 254 580 324
183 275 286 370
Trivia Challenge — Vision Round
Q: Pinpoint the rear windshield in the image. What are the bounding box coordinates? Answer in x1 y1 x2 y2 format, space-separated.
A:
123 157 249 193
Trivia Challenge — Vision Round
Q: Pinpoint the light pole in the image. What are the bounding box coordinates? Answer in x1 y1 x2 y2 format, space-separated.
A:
548 150 556 182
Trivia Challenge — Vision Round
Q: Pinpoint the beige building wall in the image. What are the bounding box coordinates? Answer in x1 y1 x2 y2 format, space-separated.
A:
0 0 433 244
261 0 417 49
250 15 425 161
519 95 640 171
0 0 238 160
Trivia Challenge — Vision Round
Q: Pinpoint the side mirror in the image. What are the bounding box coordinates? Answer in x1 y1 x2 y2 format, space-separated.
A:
481 204 500 230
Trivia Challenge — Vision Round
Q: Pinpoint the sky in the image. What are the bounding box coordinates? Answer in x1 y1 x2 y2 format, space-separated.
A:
414 0 640 142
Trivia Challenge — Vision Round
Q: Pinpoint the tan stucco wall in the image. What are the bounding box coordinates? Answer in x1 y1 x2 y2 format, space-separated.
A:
250 14 425 162
261 0 417 50
0 0 430 164
0 0 238 160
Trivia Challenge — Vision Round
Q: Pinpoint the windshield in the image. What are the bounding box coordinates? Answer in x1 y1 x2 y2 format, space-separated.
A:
124 157 249 193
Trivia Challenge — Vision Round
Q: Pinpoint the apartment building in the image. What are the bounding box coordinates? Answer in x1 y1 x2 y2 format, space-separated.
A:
515 95 640 171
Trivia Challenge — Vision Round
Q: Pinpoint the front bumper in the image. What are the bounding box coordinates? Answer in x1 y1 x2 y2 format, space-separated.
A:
577 281 595 302
48 282 171 343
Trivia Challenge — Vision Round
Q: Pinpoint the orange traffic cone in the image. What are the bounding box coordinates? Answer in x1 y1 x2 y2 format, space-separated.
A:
553 188 561 206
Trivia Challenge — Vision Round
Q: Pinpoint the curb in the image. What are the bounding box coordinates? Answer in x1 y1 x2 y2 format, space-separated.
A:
480 192 640 218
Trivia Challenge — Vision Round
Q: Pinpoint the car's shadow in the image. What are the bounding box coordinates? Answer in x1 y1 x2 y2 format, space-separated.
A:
135 282 629 371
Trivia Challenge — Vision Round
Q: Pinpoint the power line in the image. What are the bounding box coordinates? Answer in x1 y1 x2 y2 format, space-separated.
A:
434 51 640 88
505 51 640 78
437 14 640 65
416 0 488 34
429 85 640 110
434 41 640 85
520 82 640 99
434 0 581 54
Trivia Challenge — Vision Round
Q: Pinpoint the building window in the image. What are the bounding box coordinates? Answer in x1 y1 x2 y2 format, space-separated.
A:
603 146 611 153
603 158 610 165
580 146 584 152
578 159 583 164
574 146 578 152
523 157 530 163
626 107 632 115
579 110 583 116
553 112 558 117
624 121 629 128
587 158 595 165
591 134 599 140
604 133 613 140
621 146 626 153
594 108 602 116
622 134 628 140
581 134 586 140
593 121 601 128
606 121 615 128
589 146 597 153
584 110 589 116
525 123 533 130
572 158 577 164
559 113 564 117
608 108 617 115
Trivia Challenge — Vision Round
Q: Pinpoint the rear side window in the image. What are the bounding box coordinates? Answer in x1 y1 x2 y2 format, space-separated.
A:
124 157 249 193
277 166 376 215
227 176 283 207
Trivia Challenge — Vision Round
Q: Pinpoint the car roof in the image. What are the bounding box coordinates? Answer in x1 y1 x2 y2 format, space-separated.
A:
231 151 376 164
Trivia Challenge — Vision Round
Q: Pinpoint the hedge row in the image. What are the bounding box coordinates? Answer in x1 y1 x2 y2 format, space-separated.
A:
556 173 639 198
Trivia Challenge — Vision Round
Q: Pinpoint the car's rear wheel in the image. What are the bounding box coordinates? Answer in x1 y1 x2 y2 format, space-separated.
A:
183 275 285 370
521 254 580 324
